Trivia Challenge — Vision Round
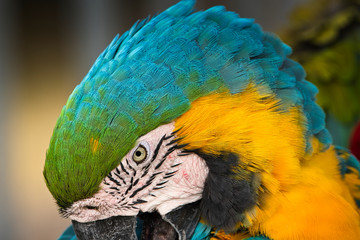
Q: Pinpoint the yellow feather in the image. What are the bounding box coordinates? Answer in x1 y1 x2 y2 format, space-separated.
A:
90 137 101 153
174 85 360 239
175 85 305 189
250 143 360 239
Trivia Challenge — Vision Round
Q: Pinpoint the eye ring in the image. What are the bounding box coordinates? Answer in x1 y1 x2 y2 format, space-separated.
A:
132 144 148 164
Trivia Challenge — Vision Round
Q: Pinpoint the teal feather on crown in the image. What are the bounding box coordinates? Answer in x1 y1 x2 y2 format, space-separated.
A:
44 0 331 209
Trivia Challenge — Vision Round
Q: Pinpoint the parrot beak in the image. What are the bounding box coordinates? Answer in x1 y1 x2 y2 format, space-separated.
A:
72 201 201 240
72 215 138 240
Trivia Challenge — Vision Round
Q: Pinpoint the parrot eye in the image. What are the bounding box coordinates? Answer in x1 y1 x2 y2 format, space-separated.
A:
132 145 148 163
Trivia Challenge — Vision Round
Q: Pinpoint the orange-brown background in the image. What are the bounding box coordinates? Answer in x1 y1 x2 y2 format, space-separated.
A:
0 0 307 239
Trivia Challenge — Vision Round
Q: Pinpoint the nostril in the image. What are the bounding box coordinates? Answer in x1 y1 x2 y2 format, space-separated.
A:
84 205 99 210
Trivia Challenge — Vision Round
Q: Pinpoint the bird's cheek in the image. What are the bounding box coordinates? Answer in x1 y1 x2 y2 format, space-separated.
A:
182 170 190 181
173 153 209 187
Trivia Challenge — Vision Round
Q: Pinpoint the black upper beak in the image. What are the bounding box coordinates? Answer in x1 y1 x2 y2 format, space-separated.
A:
72 215 138 240
72 201 201 240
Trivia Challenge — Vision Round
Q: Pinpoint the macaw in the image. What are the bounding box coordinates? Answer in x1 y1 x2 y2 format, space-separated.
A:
43 0 360 239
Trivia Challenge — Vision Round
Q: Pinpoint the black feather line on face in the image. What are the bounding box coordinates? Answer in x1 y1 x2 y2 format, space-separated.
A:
141 134 167 173
114 172 126 185
120 162 130 175
193 150 258 232
107 174 122 187
126 158 136 175
59 207 71 218
154 144 179 170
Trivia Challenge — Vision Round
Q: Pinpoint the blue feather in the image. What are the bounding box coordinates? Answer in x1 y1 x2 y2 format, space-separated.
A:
57 225 77 240
335 146 360 207
190 222 212 240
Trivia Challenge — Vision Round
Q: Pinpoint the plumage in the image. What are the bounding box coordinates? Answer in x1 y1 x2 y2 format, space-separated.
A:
44 0 360 239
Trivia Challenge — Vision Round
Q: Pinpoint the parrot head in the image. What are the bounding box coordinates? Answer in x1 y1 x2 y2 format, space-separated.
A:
43 0 331 239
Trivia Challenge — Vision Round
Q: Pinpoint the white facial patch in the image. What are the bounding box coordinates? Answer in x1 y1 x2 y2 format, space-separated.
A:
67 122 209 223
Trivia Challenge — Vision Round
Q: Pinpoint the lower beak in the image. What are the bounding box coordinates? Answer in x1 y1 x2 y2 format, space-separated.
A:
72 201 201 240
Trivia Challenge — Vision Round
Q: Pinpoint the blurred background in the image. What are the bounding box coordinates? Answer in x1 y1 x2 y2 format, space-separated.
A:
0 0 359 239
